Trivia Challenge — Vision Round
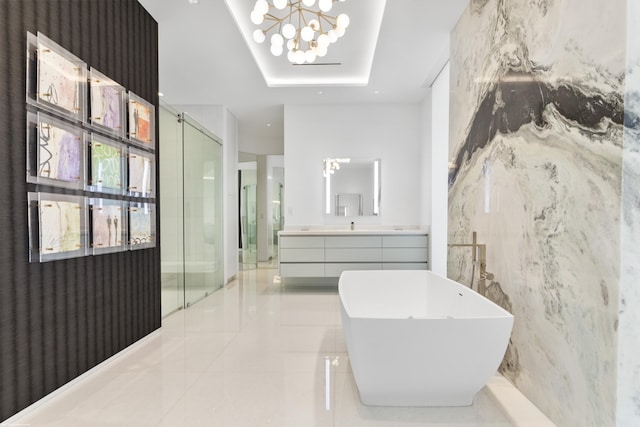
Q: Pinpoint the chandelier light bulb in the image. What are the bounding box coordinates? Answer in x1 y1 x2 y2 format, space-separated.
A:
250 10 264 25
301 26 314 42
317 33 330 48
287 39 296 50
302 0 316 6
271 33 284 46
287 50 296 62
282 23 296 39
317 45 328 57
305 49 317 63
336 13 350 28
335 26 345 37
254 0 269 15
309 19 320 31
271 44 284 56
318 0 332 12
253 29 266 43
294 49 306 64
273 0 287 9
327 29 338 43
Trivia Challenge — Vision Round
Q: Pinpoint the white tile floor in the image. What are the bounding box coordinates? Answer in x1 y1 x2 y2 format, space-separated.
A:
4 268 551 427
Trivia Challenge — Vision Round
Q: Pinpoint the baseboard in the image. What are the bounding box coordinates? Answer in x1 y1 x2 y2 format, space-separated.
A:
485 374 556 427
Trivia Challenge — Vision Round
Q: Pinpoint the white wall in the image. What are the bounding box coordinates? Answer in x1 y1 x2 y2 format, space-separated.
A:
239 128 284 156
256 155 271 261
256 155 284 261
420 90 432 232
223 110 239 281
429 63 450 276
173 104 239 283
283 103 424 228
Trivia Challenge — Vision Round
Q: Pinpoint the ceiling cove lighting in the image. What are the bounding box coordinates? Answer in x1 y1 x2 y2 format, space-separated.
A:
251 0 350 65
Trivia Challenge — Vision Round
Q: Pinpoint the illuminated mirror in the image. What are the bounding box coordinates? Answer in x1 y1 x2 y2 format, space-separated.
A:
324 157 380 216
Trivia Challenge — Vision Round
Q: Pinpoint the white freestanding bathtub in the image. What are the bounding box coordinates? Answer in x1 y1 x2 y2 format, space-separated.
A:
339 270 514 407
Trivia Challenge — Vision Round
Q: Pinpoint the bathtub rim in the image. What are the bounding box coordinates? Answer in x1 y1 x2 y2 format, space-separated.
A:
338 269 514 321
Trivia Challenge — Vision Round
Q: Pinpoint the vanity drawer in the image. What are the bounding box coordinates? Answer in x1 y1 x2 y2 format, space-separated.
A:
325 248 382 262
325 236 382 248
383 235 429 248
279 236 325 248
280 248 325 262
382 247 429 262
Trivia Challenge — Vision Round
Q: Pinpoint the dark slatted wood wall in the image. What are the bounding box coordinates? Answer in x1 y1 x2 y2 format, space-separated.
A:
0 0 160 421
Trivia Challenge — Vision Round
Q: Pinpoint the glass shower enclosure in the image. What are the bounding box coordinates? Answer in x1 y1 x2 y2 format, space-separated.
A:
160 105 223 316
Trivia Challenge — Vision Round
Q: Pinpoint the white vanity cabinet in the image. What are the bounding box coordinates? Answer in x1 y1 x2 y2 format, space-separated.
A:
278 231 429 278
278 236 325 277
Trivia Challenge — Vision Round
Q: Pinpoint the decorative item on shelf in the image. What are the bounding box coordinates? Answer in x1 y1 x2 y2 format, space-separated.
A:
128 202 156 250
89 67 126 138
128 91 156 150
26 32 88 123
26 111 87 190
127 146 155 198
88 133 125 195
89 198 127 255
27 192 88 262
251 0 350 64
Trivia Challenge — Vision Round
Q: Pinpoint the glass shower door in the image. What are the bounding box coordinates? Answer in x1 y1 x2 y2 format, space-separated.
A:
182 114 223 307
160 105 184 317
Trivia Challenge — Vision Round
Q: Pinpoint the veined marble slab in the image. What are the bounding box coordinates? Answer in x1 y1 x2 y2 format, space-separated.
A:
449 0 627 425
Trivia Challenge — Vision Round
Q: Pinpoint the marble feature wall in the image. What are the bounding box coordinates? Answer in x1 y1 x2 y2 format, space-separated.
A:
617 0 640 424
448 0 627 425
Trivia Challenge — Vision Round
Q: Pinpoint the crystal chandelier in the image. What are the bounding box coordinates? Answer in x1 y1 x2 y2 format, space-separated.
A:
251 0 350 65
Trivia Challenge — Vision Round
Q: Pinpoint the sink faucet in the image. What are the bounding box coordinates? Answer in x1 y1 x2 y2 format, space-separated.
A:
350 221 355 231
448 231 493 295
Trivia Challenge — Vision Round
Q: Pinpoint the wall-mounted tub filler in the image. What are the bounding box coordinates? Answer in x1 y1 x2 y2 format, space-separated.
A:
448 231 494 295
339 270 513 407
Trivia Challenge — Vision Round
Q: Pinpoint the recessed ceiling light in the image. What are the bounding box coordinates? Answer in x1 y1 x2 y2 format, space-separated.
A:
266 123 272 127
158 92 164 97
373 90 380 95
317 91 324 95
188 0 199 4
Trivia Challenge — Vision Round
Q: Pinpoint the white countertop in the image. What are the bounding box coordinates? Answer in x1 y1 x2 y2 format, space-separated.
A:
279 228 429 236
